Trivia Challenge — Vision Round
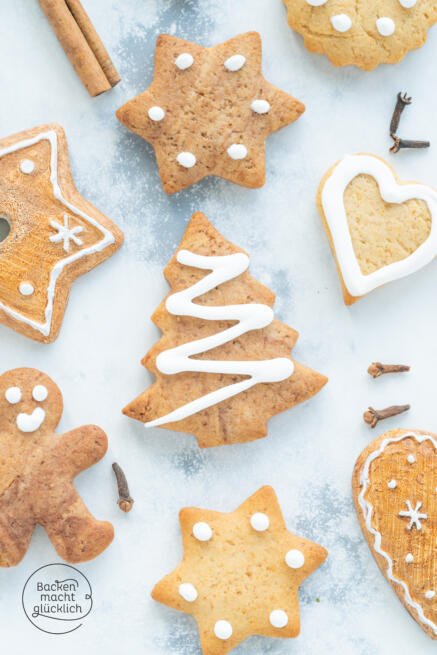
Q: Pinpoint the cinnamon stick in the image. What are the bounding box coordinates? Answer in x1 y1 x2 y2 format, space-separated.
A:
39 0 120 97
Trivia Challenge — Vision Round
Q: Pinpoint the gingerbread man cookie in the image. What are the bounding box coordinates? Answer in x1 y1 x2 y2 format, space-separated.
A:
116 32 304 194
0 124 123 343
283 0 437 70
0 368 114 566
353 429 437 639
153 486 328 654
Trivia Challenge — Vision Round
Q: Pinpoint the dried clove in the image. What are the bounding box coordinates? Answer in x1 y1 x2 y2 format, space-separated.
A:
390 92 412 135
390 135 430 154
367 362 410 378
112 462 134 512
363 404 410 428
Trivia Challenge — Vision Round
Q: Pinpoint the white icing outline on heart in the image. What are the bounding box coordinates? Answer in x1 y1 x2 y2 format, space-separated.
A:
358 431 437 636
321 154 437 298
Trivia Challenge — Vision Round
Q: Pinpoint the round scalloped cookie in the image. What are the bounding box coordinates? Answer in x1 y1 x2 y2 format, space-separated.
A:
283 0 437 70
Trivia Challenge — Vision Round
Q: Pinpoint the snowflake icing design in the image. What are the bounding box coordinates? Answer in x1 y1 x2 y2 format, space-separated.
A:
398 500 428 531
49 214 84 252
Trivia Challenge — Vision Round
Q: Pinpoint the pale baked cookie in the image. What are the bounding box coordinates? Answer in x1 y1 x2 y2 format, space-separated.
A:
153 486 328 654
116 32 304 194
123 212 327 448
0 124 123 343
283 1 437 70
353 429 437 639
0 368 114 566
317 154 437 304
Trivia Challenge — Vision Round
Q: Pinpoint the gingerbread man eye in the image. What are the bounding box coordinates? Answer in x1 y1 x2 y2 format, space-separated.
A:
32 385 48 402
5 386 22 404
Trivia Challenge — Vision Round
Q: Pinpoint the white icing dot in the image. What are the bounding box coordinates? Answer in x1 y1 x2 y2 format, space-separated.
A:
306 0 327 4
425 590 435 600
5 386 22 404
214 620 233 640
399 0 416 7
251 99 270 114
376 17 396 37
388 479 397 490
224 54 246 72
148 106 165 122
19 282 34 296
250 512 270 532
175 53 193 70
227 144 248 160
193 522 213 541
407 454 416 464
285 549 305 569
405 553 414 564
32 384 48 402
178 583 198 602
176 152 196 168
269 609 289 628
330 14 352 32
20 159 35 174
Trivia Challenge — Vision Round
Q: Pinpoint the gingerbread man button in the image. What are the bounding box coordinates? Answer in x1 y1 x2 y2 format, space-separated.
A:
0 368 114 566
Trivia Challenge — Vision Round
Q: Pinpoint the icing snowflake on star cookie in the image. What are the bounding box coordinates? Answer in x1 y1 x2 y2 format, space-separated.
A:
116 32 304 194
49 214 84 252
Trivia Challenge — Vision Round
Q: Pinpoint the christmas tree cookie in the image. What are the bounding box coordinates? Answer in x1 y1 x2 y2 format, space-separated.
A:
116 32 304 194
353 429 437 639
123 212 327 448
153 486 328 654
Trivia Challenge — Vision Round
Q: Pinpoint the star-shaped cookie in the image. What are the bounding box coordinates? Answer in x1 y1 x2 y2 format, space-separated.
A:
116 32 304 194
152 486 328 654
0 124 123 343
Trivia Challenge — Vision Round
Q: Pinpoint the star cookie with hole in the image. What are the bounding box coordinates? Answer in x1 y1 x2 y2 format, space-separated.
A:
283 0 437 70
152 486 328 654
0 368 114 566
0 124 123 343
317 153 437 304
116 32 304 194
353 429 437 639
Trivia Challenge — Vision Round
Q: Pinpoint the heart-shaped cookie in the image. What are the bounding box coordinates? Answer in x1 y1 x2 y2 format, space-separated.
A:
353 429 437 639
317 154 437 304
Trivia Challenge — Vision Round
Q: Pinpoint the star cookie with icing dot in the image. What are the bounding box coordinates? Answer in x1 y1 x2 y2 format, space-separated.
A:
152 486 328 654
0 124 123 343
116 32 304 194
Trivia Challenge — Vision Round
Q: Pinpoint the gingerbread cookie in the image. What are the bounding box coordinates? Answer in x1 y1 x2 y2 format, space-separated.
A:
123 212 327 448
0 368 114 566
317 154 437 304
116 32 304 194
353 429 437 639
0 124 123 343
283 1 437 70
153 486 328 654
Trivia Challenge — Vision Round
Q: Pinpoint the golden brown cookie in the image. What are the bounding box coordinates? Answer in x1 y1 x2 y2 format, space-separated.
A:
123 212 327 448
116 32 304 194
317 153 437 304
0 368 114 566
153 486 328 654
353 429 437 639
283 0 437 70
0 123 123 343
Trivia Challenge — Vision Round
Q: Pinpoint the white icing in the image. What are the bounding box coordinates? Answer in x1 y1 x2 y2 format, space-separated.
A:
50 214 84 252
148 106 165 122
179 583 198 602
176 152 196 168
32 384 48 402
269 610 288 628
358 431 437 636
251 99 270 115
425 590 436 600
175 53 193 70
399 0 417 6
405 553 414 564
214 620 233 640
399 500 427 531
227 144 248 160
285 549 305 569
250 512 270 532
19 282 34 296
387 479 397 489
330 14 352 32
193 522 213 541
306 0 327 5
224 54 246 72
5 386 22 404
376 17 396 37
20 159 35 174
320 154 437 298
16 407 45 433
0 131 116 337
144 251 294 428
407 454 416 464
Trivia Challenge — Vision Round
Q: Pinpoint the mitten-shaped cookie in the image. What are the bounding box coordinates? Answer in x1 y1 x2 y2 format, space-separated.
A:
0 368 114 566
